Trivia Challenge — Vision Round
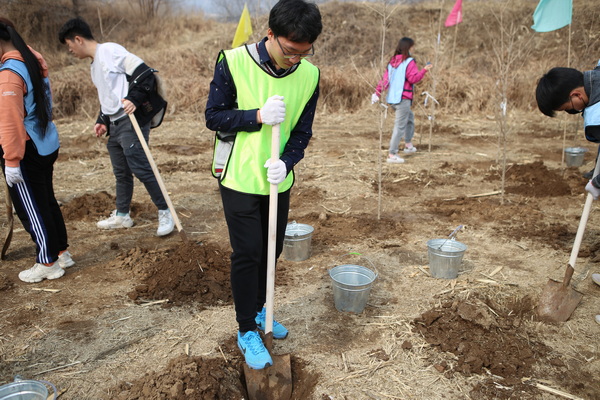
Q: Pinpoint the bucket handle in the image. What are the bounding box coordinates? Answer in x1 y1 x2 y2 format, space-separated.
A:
332 252 379 280
436 225 463 250
39 380 58 400
286 220 300 237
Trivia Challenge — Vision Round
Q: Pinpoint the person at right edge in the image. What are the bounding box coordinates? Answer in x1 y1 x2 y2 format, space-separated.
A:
536 61 600 325
205 0 322 370
371 37 433 164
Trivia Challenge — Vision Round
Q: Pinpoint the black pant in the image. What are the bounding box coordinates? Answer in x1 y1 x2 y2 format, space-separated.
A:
106 119 167 213
219 183 290 332
0 141 68 264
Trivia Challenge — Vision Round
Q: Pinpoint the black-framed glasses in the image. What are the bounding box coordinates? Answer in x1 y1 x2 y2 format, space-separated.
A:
566 96 583 114
275 36 314 59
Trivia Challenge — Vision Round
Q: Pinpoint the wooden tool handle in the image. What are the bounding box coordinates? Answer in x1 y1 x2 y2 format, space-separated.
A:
128 114 187 241
1 181 13 260
265 124 280 351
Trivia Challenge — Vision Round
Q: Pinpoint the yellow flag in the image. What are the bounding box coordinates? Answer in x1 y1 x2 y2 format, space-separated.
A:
231 4 253 48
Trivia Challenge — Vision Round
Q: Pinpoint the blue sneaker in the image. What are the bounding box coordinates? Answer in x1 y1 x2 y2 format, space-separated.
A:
237 331 273 370
255 307 289 339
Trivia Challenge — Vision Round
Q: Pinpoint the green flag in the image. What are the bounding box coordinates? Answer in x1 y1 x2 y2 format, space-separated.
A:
531 0 572 32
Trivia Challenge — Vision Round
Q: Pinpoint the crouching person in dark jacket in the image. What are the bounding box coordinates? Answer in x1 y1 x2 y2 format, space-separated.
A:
58 17 173 237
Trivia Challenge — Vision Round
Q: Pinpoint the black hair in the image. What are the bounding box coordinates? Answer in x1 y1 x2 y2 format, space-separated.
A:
269 0 322 44
0 18 51 135
393 37 414 61
536 67 584 117
58 17 95 44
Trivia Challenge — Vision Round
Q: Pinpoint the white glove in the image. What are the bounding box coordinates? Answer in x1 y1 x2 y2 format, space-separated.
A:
260 95 286 125
5 166 23 187
264 159 287 185
371 93 379 104
586 180 600 200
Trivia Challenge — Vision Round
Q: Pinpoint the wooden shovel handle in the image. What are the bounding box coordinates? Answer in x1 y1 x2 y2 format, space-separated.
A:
1 182 13 260
128 114 187 242
265 124 280 351
568 151 600 269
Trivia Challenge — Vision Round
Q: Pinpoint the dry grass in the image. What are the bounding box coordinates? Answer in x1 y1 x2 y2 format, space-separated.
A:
7 0 600 118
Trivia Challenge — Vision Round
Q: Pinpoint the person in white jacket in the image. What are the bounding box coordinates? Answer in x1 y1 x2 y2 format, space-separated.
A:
58 18 173 237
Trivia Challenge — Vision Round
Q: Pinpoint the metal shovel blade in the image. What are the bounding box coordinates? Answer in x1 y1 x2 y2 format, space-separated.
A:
243 353 292 400
537 264 583 323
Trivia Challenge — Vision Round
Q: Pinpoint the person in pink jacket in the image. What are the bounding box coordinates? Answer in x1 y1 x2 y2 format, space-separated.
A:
372 37 432 163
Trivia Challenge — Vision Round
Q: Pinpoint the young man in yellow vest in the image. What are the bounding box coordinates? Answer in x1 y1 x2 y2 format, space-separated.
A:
205 0 322 370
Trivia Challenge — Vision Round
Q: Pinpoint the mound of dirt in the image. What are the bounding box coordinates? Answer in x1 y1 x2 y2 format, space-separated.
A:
111 342 321 400
61 191 116 221
299 212 405 247
413 295 544 379
112 354 245 400
424 195 573 249
492 161 573 197
61 191 156 222
410 293 596 399
119 241 232 307
158 160 204 173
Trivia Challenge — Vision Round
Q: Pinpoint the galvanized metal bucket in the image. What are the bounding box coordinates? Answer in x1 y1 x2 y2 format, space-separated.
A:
564 147 587 167
283 221 314 261
427 238 467 279
329 254 377 313
0 377 57 400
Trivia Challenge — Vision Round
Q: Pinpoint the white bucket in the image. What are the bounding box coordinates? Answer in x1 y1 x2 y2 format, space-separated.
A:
427 239 467 279
283 222 314 261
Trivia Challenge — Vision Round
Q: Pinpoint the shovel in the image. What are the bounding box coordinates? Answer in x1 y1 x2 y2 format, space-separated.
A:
1 181 13 260
128 114 187 242
435 224 463 250
243 124 293 400
536 156 600 322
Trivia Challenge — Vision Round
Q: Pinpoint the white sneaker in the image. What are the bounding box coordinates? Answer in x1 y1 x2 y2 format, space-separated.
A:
58 251 75 269
595 315 600 325
157 209 174 237
403 146 417 153
97 210 134 229
19 262 64 283
387 154 405 164
592 273 600 286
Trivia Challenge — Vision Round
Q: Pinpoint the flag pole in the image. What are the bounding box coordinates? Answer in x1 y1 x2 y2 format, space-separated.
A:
567 19 571 68
450 16 458 68
562 21 574 166
427 0 445 174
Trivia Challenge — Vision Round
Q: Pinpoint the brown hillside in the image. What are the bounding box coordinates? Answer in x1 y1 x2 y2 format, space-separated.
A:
6 0 600 116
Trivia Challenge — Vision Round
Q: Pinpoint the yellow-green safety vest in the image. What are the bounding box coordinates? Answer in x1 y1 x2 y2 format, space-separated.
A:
212 45 319 195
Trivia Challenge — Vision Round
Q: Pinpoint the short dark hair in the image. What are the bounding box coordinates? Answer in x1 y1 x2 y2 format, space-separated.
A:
536 67 584 117
269 0 322 44
58 17 94 44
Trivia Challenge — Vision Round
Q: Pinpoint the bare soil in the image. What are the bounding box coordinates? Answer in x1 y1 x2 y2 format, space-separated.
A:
0 110 599 399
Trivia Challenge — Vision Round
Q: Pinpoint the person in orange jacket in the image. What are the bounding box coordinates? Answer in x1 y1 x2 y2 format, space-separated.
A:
0 17 74 282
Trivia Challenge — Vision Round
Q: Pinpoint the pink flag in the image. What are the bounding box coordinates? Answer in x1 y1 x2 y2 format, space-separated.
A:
445 0 463 27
